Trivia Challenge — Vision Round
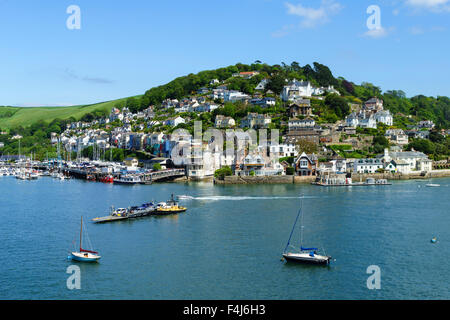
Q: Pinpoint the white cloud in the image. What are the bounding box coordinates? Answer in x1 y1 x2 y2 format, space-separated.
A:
285 0 343 28
404 0 450 12
363 26 392 38
409 26 425 34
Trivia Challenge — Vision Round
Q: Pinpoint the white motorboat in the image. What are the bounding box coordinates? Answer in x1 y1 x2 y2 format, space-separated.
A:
426 184 440 187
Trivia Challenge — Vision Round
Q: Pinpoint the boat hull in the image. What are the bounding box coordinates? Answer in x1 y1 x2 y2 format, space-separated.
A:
283 253 331 265
70 252 101 262
155 208 187 215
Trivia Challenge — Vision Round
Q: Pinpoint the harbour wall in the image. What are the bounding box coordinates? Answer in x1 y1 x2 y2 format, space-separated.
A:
214 175 315 185
213 170 450 185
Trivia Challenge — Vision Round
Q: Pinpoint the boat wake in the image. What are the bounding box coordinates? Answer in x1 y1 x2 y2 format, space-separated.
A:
177 195 318 201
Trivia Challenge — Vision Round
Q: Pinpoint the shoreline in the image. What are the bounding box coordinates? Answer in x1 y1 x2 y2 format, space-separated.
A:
212 170 450 185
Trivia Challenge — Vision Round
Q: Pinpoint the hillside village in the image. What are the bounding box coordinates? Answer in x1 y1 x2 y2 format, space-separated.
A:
41 72 449 180
1 63 449 180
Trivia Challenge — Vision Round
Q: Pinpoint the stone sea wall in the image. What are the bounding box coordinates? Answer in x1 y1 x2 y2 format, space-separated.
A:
212 170 450 185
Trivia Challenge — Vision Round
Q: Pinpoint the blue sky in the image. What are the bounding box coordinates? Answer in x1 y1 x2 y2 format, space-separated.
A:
0 0 449 106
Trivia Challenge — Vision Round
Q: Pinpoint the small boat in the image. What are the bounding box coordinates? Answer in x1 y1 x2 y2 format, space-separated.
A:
114 175 141 185
155 194 187 215
99 175 114 183
426 184 440 187
282 196 331 265
431 237 437 243
70 217 101 262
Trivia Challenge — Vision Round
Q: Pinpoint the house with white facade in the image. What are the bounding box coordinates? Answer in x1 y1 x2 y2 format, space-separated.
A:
381 148 432 173
345 111 377 129
353 158 383 173
164 116 186 127
288 118 316 131
224 90 251 103
249 97 276 108
374 110 393 126
385 129 409 145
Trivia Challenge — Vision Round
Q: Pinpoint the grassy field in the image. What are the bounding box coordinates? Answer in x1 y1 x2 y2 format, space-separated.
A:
0 95 142 129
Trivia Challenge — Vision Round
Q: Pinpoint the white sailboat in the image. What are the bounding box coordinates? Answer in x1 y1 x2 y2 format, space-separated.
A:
282 196 332 265
69 217 101 262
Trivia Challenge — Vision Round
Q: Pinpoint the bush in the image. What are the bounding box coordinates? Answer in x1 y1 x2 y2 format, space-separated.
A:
214 166 233 180
152 163 162 171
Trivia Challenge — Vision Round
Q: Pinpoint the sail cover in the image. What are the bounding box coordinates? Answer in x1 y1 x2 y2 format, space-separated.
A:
80 248 98 254
301 247 318 251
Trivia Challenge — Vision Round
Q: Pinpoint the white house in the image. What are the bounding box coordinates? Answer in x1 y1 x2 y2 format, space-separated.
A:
224 90 251 102
267 143 298 158
330 158 347 173
164 116 185 127
354 158 384 173
345 111 377 129
374 110 393 126
381 148 432 173
288 118 316 130
385 129 409 145
282 80 314 101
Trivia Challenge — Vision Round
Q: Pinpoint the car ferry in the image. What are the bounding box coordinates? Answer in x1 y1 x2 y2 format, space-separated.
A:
155 194 187 215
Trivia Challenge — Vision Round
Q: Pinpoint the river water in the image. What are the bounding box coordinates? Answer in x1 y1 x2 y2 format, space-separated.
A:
0 176 449 299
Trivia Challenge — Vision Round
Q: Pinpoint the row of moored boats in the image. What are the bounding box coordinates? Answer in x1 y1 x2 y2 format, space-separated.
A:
0 167 68 180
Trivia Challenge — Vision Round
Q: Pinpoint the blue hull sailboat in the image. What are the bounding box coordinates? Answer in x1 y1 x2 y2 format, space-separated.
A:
282 195 331 265
70 217 101 262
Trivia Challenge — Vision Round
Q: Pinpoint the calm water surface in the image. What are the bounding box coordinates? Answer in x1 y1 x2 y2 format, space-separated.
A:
0 176 449 300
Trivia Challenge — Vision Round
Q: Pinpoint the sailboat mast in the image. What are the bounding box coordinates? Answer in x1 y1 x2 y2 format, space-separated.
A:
79 216 83 251
300 195 304 247
284 195 303 254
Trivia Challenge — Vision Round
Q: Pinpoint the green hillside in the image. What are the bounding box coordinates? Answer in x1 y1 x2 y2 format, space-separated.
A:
0 96 141 130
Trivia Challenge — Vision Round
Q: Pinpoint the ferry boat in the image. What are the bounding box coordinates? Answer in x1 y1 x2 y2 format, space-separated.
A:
155 194 187 215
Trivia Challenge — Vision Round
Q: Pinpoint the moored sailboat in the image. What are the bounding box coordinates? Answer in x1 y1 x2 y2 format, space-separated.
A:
70 217 101 262
282 196 332 265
